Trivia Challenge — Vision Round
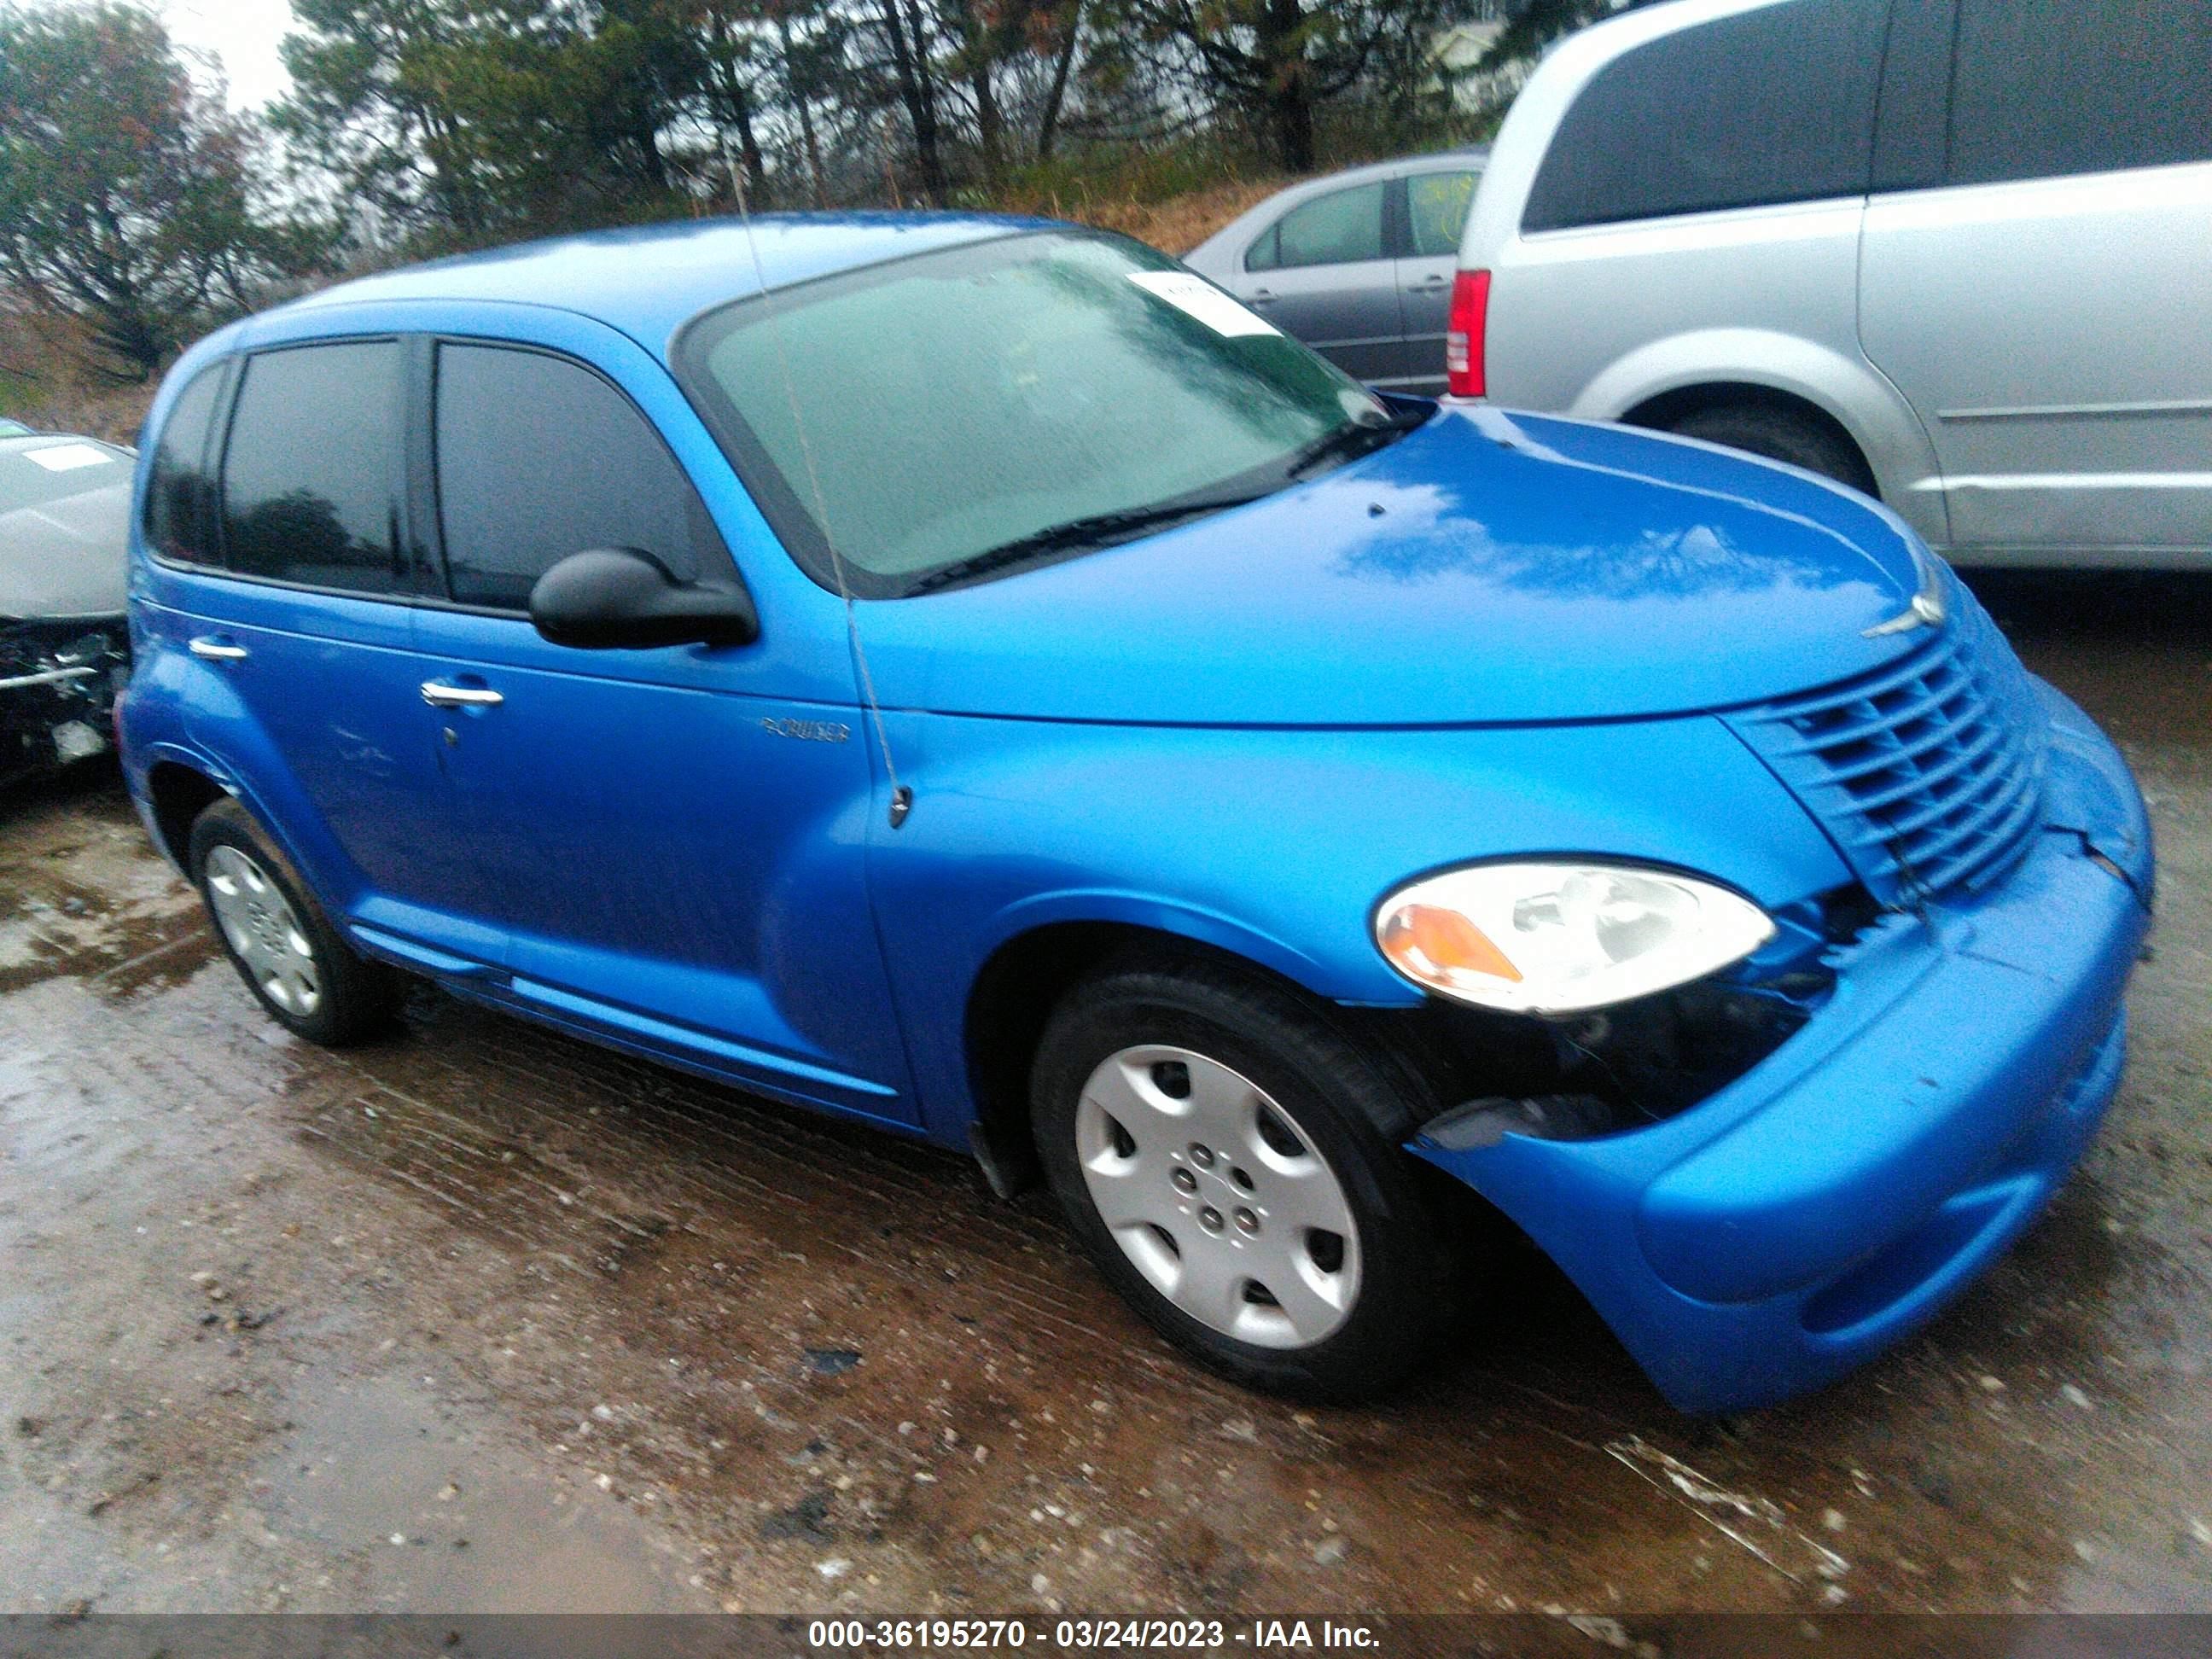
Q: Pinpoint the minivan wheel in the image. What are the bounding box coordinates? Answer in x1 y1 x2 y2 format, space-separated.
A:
1030 956 1461 1401
1663 403 1877 497
189 796 399 1046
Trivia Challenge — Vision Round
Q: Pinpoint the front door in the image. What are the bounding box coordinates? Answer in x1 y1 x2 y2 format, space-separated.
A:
412 335 917 1124
1227 178 1403 385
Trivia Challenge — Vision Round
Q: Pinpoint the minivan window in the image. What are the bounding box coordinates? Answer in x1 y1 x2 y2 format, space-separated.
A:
1948 0 2212 186
1522 0 1886 231
433 344 715 612
1407 171 1479 258
1249 181 1387 271
219 341 405 594
143 362 224 564
679 231 1397 598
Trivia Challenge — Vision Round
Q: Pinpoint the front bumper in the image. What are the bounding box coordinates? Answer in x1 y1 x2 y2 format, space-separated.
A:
1411 683 2152 1414
2 619 129 784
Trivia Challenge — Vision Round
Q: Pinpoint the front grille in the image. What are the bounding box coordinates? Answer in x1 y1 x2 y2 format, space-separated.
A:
1726 591 2046 905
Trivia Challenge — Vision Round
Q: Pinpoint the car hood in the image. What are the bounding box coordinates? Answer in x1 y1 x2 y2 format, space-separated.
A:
0 482 130 620
857 405 1936 726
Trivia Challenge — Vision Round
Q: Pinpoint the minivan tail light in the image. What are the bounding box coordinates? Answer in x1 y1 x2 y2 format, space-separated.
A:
1445 269 1490 399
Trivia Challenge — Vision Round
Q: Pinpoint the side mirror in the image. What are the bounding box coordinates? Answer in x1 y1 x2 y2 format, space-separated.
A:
528 548 759 650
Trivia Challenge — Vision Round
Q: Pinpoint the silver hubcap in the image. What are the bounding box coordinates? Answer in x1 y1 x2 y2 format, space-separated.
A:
204 845 322 1016
1075 1045 1361 1349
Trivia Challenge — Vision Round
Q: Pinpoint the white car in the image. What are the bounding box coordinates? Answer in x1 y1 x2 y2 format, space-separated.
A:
1451 0 2212 568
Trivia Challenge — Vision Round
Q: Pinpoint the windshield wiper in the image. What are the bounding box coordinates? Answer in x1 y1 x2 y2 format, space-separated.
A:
1284 404 1430 480
904 491 1266 596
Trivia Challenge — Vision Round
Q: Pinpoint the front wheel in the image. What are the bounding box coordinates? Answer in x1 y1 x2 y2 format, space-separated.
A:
1030 956 1463 1400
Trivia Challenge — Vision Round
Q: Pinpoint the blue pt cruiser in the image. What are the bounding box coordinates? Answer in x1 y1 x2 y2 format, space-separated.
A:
119 216 2153 1412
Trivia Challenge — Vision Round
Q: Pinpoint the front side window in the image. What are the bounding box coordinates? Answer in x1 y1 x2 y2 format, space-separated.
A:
143 362 224 564
433 344 719 611
1949 0 2212 186
1407 171 1480 259
219 341 405 594
678 231 1407 597
1249 181 1388 271
1522 0 1886 231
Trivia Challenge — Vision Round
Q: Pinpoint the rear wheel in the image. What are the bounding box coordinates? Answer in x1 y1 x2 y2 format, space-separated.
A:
1663 402 1876 496
1031 955 1462 1400
189 796 399 1046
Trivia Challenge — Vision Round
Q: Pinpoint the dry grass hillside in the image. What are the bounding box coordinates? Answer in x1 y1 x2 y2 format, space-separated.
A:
0 180 1284 442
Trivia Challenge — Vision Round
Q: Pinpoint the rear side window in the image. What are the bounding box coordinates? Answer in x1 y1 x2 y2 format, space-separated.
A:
1247 181 1388 271
220 341 405 594
1407 171 1479 258
143 362 224 564
1949 0 2212 185
1522 0 1886 231
432 344 717 612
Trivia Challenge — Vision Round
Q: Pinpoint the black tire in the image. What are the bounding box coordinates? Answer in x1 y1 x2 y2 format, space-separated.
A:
189 795 399 1046
1030 952 1464 1402
1664 402 1877 496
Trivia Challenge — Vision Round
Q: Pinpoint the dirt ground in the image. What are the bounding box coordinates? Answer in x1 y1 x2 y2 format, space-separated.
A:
1 571 2207 1618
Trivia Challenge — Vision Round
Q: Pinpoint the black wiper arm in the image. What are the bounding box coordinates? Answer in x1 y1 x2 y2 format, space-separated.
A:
1284 405 1430 480
905 492 1266 595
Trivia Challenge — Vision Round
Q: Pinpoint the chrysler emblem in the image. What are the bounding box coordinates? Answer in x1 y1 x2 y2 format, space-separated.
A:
1863 590 1947 637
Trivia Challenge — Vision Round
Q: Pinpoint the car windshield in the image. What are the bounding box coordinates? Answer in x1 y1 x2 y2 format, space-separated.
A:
678 230 1415 597
0 439 131 516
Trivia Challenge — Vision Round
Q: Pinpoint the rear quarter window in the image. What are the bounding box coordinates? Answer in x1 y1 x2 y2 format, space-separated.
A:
143 363 225 564
1522 0 1887 232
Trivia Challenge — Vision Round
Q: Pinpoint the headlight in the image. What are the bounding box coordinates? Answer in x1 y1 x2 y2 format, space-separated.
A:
1373 863 1775 1016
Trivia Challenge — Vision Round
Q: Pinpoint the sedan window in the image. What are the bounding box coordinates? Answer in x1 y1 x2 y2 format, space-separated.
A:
1249 181 1388 271
680 231 1408 597
1407 172 1480 259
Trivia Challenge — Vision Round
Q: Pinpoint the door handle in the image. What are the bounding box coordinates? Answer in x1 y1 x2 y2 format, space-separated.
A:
1247 288 1277 304
420 681 504 708
189 636 248 661
1407 276 1450 294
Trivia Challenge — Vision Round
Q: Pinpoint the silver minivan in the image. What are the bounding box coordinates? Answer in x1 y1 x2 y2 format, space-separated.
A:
1185 151 1487 394
1452 0 2212 568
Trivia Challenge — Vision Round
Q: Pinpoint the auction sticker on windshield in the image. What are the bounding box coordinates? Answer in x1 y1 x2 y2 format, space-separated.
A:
22 443 114 473
1127 271 1280 338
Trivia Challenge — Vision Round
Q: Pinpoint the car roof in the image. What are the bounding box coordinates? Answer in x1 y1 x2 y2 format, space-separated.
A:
273 212 1064 349
1184 149 1491 266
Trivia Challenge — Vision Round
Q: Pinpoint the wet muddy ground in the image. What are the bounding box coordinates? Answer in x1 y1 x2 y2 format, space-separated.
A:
2 572 2207 1616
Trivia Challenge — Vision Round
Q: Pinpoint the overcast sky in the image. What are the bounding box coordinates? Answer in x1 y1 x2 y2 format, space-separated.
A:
23 0 298 111
162 0 295 110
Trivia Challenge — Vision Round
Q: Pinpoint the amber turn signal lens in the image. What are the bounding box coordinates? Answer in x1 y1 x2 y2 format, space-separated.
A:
1379 903 1523 985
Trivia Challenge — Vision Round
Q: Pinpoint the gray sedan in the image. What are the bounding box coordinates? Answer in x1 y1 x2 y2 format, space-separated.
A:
2 433 134 783
1184 151 1487 395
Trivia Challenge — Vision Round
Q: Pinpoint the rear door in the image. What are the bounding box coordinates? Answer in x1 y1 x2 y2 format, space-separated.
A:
1392 166 1482 392
171 337 501 969
1859 0 2212 559
1225 179 1403 384
410 326 917 1125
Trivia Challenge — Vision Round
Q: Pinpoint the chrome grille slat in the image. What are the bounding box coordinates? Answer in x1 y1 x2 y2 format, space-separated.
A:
1724 588 2047 905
